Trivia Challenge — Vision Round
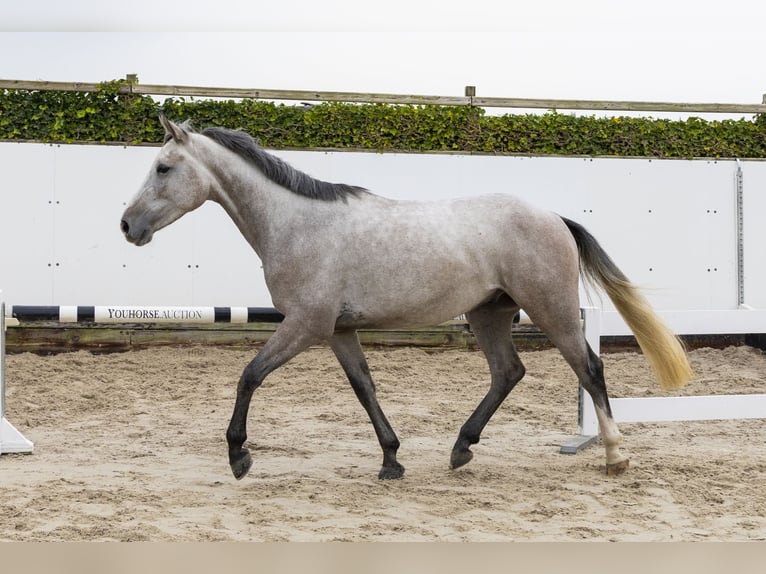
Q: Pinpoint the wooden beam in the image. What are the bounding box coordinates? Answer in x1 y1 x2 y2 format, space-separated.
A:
472 96 766 114
0 79 469 106
131 84 471 106
0 79 102 92
2 78 765 114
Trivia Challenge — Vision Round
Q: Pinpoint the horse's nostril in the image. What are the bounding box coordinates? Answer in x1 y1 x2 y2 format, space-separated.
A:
120 219 129 235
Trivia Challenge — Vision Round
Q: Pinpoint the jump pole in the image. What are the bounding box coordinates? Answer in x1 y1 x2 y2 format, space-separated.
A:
0 292 34 454
8 305 284 324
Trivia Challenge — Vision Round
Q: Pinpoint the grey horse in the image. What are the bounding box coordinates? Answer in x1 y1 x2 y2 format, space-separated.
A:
121 116 692 480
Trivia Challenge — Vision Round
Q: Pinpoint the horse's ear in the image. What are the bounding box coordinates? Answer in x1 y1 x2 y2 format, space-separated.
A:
159 114 188 144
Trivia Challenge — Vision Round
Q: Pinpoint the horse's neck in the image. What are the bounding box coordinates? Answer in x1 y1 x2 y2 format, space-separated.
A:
209 174 266 258
207 158 308 260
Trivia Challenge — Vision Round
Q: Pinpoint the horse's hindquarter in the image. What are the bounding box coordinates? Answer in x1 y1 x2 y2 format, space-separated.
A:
268 193 576 330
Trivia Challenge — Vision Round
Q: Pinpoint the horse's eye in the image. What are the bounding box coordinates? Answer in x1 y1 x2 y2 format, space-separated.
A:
157 164 171 174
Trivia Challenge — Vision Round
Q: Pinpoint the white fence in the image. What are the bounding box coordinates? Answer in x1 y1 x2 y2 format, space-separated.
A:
576 307 766 443
1 141 766 337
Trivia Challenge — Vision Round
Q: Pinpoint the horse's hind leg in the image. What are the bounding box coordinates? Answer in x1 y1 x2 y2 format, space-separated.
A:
580 345 630 475
451 301 525 470
532 310 629 475
330 330 404 479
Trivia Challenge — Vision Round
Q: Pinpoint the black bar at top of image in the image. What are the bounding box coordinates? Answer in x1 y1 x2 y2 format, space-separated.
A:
11 306 60 321
214 307 231 322
77 306 96 322
247 307 284 323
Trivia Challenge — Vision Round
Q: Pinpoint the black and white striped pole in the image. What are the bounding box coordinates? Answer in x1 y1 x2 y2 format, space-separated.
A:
8 305 285 324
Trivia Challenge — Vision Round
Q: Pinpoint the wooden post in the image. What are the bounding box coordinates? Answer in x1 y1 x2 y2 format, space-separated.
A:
465 86 476 108
125 74 138 94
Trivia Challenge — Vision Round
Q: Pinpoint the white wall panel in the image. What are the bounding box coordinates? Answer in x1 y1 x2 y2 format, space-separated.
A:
0 143 56 303
1 141 764 335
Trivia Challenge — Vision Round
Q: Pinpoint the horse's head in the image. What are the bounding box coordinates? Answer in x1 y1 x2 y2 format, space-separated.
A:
121 115 213 246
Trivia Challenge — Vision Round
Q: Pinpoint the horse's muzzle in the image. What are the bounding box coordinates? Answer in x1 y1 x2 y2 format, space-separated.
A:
120 217 152 246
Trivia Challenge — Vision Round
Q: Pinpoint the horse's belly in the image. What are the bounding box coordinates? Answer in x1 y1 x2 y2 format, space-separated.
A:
337 276 498 330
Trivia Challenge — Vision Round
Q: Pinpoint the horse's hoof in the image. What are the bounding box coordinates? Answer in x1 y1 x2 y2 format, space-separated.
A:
606 458 630 476
230 449 253 480
378 462 405 480
450 447 474 470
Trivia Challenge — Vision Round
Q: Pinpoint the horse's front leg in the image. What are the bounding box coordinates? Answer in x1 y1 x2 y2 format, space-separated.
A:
330 330 404 479
227 319 322 480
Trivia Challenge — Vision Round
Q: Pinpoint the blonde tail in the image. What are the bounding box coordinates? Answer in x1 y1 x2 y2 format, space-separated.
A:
562 217 693 390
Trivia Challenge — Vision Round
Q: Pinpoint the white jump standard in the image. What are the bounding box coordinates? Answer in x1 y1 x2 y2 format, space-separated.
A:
563 306 766 452
0 294 34 454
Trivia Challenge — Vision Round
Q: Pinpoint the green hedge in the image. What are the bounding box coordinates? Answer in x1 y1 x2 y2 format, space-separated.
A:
1 79 765 158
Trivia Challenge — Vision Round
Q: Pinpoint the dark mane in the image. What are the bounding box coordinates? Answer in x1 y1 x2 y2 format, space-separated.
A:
201 127 367 201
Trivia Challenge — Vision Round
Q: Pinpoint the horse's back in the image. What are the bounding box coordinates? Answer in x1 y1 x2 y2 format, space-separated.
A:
351 192 575 269
311 192 580 329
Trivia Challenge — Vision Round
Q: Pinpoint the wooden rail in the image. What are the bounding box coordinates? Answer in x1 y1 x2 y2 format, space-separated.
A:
2 78 766 115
